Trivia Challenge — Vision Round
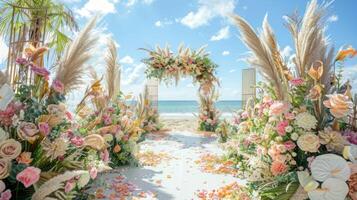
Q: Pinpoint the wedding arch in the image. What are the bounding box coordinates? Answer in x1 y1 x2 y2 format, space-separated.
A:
141 44 221 131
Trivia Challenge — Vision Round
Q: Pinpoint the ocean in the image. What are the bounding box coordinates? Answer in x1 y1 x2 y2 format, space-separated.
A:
157 100 242 117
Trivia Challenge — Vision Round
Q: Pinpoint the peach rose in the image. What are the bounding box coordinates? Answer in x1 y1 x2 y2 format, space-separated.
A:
16 152 32 165
323 94 353 118
17 122 39 143
16 167 41 188
297 133 320 153
0 139 22 160
0 159 11 179
270 161 288 176
269 102 290 116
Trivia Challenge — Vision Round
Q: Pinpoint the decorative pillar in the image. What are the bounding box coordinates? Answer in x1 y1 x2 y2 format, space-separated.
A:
242 68 256 107
145 78 159 110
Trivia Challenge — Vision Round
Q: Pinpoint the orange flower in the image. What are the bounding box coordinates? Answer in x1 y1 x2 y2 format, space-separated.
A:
16 152 33 165
323 94 353 118
308 85 323 101
335 47 357 62
308 61 324 81
113 144 121 153
24 44 49 61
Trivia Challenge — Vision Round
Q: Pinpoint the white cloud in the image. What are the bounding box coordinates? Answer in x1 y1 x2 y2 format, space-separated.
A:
222 50 230 56
328 15 338 22
211 26 230 41
180 0 236 29
154 19 173 27
342 65 357 94
122 63 146 85
75 0 118 18
125 0 136 7
229 69 236 73
280 45 292 59
120 56 134 64
155 21 162 27
125 0 154 7
143 0 154 4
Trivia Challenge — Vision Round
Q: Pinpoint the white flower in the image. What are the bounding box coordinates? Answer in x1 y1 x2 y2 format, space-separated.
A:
285 126 293 133
275 136 283 142
11 115 19 127
291 132 299 141
295 112 317 130
77 172 90 188
291 152 297 157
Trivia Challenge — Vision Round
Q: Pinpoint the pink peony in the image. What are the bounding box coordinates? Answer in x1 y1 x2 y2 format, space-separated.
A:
64 180 75 193
290 78 304 86
276 121 289 136
89 167 97 179
284 140 296 151
30 65 50 80
269 102 290 116
16 167 41 188
70 136 84 147
0 189 11 200
38 122 50 136
51 79 64 94
270 161 288 176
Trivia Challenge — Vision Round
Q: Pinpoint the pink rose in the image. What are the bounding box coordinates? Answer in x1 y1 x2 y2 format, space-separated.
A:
17 122 39 143
270 161 288 176
102 114 112 125
101 149 109 163
38 122 50 136
284 140 296 151
51 79 64 94
276 121 289 136
64 180 75 193
30 65 50 80
269 102 290 116
16 167 41 188
70 136 84 147
89 167 97 179
0 189 11 200
290 78 304 86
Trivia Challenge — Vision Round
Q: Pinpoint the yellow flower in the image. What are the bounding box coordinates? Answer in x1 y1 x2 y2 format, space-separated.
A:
335 46 357 62
308 61 324 81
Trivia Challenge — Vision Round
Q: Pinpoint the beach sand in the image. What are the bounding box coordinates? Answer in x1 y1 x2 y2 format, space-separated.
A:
159 116 198 132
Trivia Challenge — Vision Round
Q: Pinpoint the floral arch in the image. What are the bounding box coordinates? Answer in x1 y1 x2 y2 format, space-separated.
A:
141 45 221 131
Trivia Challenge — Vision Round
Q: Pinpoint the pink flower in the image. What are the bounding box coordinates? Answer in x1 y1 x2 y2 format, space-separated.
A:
0 189 11 200
307 156 315 169
30 65 50 80
284 112 295 120
16 167 41 188
102 114 112 125
270 161 288 176
89 167 97 179
70 136 84 147
38 122 50 136
276 121 289 136
15 57 28 65
65 111 73 121
51 79 64 94
290 78 304 86
0 181 5 193
269 102 290 116
64 180 75 193
122 135 129 142
284 140 296 151
241 111 249 119
100 149 109 163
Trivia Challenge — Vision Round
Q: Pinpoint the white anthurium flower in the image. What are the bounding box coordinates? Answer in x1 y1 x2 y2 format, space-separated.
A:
297 171 319 192
308 178 349 200
311 154 351 182
343 145 357 163
0 84 14 110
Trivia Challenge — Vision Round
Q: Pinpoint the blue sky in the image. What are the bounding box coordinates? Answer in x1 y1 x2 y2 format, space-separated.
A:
1 0 357 101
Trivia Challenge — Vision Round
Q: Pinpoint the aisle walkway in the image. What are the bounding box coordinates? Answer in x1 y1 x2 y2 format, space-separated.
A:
91 131 244 200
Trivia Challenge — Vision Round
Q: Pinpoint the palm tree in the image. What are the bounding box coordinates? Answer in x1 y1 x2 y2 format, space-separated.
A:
0 0 78 58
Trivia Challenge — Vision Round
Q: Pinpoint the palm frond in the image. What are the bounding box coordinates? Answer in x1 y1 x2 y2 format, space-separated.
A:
105 38 120 100
231 14 287 100
54 16 98 94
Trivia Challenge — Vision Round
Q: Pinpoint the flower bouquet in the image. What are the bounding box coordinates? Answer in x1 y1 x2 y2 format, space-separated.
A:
197 88 220 132
226 0 357 199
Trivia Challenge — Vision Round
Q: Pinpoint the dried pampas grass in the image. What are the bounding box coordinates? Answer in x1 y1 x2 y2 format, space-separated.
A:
231 14 288 100
284 0 334 90
54 17 98 94
105 39 120 100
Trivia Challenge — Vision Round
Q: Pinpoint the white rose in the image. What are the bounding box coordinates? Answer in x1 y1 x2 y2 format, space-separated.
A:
291 133 299 141
285 126 293 133
291 152 297 157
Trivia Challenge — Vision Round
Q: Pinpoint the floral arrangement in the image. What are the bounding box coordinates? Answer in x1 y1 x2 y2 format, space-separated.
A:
225 1 357 199
135 86 161 136
198 88 220 132
141 44 218 94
